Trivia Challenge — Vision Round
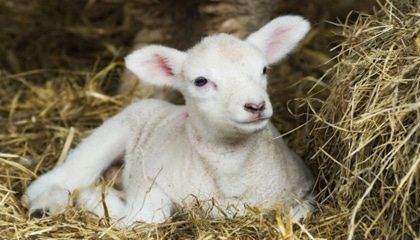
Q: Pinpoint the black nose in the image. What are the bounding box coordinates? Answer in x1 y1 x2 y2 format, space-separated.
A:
244 101 265 113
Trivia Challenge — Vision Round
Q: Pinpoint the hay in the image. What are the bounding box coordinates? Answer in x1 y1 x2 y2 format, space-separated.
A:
0 0 418 239
305 0 420 239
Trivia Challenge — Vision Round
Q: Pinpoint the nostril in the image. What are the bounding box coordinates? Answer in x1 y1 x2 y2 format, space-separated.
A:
258 101 266 111
244 101 266 113
244 103 257 112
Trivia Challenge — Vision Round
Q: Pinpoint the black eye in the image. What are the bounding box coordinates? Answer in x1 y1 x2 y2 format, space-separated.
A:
193 77 208 87
263 66 267 75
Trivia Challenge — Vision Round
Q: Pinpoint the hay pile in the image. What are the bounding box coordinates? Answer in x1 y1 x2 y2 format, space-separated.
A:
0 0 418 239
306 1 420 239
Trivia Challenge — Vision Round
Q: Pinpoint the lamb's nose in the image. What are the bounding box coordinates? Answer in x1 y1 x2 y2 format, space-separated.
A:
244 101 265 113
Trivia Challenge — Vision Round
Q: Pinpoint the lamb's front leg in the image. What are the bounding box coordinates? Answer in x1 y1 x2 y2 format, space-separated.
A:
22 108 132 216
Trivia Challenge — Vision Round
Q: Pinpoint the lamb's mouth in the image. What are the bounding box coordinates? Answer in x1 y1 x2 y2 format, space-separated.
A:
234 117 270 125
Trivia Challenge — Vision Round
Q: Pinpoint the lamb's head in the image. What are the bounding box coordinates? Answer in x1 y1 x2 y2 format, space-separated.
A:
126 15 309 138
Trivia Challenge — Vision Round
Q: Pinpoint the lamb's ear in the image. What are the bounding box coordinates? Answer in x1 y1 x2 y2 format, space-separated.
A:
125 45 186 87
246 15 310 64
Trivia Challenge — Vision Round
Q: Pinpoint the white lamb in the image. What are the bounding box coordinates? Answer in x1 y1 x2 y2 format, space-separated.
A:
22 15 314 227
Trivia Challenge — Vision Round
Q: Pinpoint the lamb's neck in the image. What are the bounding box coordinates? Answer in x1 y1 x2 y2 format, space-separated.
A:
185 121 261 174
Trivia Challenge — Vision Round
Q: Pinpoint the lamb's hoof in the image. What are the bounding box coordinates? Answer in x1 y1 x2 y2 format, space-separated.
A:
30 209 49 218
290 199 314 222
23 184 70 217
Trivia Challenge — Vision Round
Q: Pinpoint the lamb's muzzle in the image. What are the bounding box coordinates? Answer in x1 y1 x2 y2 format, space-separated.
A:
22 15 314 228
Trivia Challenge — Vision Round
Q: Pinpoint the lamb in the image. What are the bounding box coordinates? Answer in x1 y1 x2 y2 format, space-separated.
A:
22 15 314 228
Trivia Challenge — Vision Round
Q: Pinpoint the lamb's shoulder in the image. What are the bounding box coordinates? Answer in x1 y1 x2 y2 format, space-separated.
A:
119 99 181 130
123 98 187 156
124 98 189 169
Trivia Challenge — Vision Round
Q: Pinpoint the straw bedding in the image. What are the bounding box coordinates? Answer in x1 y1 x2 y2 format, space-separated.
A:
0 0 418 239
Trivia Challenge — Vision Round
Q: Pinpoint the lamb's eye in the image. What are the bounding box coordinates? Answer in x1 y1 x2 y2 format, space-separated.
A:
193 77 208 87
262 66 267 75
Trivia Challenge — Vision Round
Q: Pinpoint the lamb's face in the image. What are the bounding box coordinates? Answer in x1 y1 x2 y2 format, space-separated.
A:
181 35 273 134
125 15 310 137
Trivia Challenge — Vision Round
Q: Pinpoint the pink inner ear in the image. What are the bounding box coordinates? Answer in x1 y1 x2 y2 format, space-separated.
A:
266 27 291 61
149 54 174 77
